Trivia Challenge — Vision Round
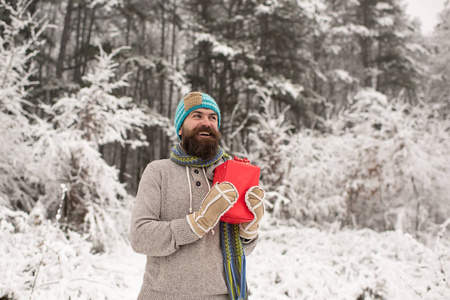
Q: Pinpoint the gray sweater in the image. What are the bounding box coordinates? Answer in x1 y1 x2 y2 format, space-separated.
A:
130 158 257 300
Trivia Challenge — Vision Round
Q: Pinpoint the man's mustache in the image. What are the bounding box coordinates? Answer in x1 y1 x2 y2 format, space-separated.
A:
191 126 220 138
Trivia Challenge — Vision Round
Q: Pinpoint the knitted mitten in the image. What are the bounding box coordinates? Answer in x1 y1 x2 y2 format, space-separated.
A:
187 182 238 238
239 186 265 241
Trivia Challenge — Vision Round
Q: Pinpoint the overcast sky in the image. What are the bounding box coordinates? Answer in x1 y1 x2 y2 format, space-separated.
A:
404 0 446 34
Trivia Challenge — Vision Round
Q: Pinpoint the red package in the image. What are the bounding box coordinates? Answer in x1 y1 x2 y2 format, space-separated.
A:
213 157 260 224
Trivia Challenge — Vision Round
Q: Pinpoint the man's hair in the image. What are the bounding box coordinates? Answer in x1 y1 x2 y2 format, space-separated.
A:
174 92 221 141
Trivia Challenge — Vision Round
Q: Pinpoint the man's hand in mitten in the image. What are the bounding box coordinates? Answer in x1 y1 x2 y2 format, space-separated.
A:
239 186 265 242
187 182 238 238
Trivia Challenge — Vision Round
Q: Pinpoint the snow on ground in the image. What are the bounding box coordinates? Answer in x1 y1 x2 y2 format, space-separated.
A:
1 216 449 299
247 218 450 299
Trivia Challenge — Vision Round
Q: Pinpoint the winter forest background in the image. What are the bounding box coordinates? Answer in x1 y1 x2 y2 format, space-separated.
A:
1 0 449 299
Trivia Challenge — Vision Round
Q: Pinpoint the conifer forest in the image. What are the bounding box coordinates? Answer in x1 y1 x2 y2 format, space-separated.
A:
1 0 449 299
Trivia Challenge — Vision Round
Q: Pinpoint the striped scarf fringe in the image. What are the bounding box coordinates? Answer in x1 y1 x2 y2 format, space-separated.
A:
220 222 248 300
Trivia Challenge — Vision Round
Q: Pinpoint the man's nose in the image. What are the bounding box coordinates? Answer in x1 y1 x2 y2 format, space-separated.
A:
200 116 211 127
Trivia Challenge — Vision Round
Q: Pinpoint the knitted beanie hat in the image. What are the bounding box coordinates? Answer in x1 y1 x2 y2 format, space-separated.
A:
174 92 221 140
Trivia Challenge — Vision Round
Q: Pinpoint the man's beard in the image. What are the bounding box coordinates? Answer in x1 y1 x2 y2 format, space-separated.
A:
181 125 221 160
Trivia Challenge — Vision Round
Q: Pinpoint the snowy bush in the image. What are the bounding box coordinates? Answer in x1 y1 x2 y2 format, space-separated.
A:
246 94 294 218
333 89 450 232
249 88 450 233
247 217 450 300
0 207 144 300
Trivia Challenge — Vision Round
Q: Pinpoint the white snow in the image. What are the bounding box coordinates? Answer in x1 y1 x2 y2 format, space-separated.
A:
195 33 237 58
1 212 449 300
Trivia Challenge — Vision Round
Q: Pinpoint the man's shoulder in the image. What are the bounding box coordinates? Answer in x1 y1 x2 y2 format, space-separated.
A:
146 158 182 172
148 158 171 166
141 159 183 182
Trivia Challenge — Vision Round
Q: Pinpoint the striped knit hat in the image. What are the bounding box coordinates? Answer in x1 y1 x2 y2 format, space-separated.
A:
174 92 221 141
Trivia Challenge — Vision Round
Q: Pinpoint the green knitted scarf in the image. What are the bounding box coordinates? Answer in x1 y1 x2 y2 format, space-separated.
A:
170 143 229 167
170 144 248 299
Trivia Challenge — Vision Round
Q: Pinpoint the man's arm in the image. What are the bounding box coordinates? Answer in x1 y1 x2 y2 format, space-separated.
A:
130 163 199 257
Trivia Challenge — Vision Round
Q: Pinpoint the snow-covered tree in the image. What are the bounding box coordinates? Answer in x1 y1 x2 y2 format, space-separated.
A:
0 0 48 212
249 87 450 233
426 2 450 109
36 45 149 250
316 0 427 115
245 90 295 218
333 88 450 232
45 45 147 147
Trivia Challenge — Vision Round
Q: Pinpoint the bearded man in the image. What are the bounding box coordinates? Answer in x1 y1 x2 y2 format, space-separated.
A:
130 92 264 300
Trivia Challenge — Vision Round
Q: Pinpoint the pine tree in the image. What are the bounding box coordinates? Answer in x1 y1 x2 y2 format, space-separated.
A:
426 1 450 109
39 45 149 250
0 0 48 212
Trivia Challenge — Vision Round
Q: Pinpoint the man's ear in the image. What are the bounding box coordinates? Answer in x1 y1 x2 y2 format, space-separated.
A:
178 128 182 137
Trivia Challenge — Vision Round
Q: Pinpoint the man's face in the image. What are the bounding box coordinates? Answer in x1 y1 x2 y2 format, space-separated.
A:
179 108 221 159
